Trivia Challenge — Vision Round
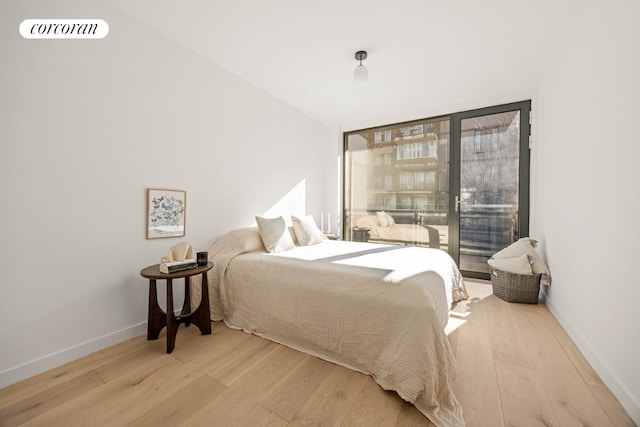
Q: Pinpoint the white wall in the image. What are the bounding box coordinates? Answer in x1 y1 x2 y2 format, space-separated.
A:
324 127 343 237
536 0 640 421
0 0 333 387
3 3 639 422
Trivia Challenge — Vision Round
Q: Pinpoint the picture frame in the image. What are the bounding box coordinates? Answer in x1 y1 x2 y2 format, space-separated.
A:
146 188 186 239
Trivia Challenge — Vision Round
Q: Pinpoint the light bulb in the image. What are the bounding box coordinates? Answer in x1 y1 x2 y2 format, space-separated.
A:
353 64 368 82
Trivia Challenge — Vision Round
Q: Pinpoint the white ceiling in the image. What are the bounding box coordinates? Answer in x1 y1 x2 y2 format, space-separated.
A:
107 0 586 129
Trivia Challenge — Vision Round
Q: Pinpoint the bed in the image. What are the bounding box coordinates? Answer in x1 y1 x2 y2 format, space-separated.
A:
192 226 468 426
355 212 444 248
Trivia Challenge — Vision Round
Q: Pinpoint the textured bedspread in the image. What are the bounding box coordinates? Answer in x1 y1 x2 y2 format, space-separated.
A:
193 227 467 426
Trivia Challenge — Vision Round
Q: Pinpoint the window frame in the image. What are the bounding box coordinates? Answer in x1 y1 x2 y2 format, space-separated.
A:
342 100 531 277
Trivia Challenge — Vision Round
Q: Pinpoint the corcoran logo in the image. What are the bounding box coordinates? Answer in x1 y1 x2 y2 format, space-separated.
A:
19 19 109 39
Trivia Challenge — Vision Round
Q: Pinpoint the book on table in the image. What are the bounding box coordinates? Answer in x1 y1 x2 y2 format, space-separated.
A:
160 259 197 274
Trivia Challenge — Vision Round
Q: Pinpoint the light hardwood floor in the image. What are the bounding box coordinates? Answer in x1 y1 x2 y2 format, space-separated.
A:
0 280 635 427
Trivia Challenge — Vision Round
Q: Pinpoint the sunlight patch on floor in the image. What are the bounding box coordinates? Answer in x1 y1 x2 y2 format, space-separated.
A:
445 315 467 335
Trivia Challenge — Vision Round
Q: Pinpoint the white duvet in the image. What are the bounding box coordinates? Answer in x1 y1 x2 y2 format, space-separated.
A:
193 227 467 426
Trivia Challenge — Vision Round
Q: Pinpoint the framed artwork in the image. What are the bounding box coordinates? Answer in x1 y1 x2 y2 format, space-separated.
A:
146 188 186 239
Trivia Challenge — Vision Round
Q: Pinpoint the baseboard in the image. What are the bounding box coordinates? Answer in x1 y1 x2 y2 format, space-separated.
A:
0 321 148 390
542 289 640 424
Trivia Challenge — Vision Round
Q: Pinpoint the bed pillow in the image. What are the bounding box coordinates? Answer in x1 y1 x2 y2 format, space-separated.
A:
487 254 533 275
376 211 395 227
291 215 325 246
288 226 299 245
356 215 379 229
255 216 295 253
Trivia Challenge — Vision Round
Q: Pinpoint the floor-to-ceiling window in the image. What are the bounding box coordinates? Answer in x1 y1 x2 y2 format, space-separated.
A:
344 101 531 278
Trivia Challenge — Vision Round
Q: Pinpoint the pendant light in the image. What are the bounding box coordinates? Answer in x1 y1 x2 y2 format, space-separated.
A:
353 50 368 82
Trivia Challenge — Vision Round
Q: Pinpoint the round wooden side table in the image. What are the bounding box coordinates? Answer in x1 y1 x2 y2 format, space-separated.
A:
140 262 213 353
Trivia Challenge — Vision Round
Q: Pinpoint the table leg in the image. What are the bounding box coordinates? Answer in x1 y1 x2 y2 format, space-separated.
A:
165 279 179 353
191 271 212 335
147 279 166 340
181 276 192 327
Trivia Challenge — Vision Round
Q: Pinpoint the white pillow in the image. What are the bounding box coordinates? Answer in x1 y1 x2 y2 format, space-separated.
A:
487 254 533 275
492 237 550 275
492 237 537 258
376 211 395 227
291 215 324 246
255 216 295 253
356 215 379 229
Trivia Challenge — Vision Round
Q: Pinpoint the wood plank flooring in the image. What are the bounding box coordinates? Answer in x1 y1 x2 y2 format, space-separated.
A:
0 280 635 426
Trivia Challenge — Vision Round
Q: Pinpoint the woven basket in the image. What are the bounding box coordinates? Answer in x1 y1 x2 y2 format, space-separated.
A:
490 267 542 304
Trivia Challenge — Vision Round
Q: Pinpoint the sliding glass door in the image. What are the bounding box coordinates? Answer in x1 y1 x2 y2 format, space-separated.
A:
344 101 530 278
451 102 530 278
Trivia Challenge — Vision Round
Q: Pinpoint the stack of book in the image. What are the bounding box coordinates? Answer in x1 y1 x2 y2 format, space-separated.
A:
160 259 197 274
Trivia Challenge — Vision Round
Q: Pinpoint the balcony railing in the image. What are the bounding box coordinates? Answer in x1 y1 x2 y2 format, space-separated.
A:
345 206 518 262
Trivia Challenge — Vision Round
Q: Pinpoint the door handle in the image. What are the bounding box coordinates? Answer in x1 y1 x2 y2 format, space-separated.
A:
455 195 464 212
